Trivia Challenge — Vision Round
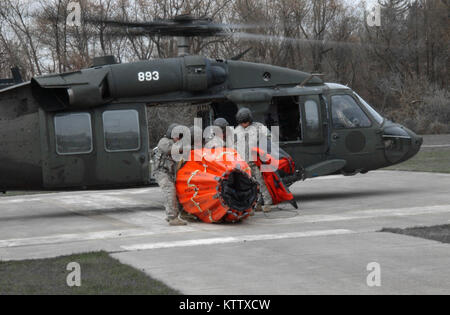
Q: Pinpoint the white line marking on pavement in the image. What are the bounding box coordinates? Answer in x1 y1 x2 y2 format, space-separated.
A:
0 188 158 203
0 227 195 249
120 229 354 251
262 205 450 225
372 170 450 176
308 175 343 181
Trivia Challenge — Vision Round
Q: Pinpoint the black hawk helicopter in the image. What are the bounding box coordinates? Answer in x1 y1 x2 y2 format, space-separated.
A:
0 14 422 191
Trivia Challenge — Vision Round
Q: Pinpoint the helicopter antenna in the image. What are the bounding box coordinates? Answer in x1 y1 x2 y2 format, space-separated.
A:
298 73 325 87
230 47 253 61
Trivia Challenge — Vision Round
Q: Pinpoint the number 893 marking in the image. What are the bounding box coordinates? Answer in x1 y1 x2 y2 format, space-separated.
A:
138 71 160 82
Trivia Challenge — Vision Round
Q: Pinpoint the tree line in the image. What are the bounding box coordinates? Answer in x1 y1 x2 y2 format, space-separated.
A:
0 0 448 133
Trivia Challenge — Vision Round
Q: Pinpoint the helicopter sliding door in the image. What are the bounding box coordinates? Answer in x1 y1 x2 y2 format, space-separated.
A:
272 94 328 168
39 103 150 189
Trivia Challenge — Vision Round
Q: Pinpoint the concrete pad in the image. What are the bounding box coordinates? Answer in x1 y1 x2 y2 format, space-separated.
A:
112 232 450 295
0 170 449 294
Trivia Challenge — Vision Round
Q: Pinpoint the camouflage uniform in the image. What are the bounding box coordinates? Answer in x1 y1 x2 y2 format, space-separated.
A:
154 125 183 221
234 110 273 206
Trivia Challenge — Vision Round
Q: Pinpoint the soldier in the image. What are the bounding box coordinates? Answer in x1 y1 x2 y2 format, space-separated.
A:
153 123 187 226
205 118 230 149
234 108 273 212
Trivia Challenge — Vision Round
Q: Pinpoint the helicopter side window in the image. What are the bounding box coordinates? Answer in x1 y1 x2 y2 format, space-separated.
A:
103 110 140 152
304 100 320 140
331 95 372 129
54 113 93 155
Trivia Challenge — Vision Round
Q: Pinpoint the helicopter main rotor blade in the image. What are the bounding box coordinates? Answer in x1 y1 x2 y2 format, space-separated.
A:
82 15 259 38
55 9 389 51
82 28 228 38
84 17 171 28
86 16 259 29
232 32 368 49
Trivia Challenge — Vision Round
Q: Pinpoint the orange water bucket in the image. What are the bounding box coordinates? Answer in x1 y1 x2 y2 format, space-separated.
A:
176 148 258 223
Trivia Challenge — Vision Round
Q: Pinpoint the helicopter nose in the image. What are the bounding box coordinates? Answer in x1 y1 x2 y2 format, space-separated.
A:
382 123 422 164
405 130 423 160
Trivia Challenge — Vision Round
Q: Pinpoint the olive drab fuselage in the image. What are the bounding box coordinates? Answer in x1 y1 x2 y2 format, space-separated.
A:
0 55 422 191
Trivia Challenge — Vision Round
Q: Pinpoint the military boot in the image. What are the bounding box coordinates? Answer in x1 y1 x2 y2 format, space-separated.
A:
180 211 198 222
262 205 272 213
169 217 187 226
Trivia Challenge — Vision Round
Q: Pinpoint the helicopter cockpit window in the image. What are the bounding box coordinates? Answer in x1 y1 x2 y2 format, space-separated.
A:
331 94 372 129
103 110 140 152
54 113 93 155
354 93 384 125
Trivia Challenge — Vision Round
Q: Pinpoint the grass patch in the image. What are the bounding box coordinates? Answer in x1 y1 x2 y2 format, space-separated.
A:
381 225 450 244
383 148 450 174
0 251 180 295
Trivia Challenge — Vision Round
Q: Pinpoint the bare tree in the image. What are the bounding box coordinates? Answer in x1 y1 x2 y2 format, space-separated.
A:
0 0 43 76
